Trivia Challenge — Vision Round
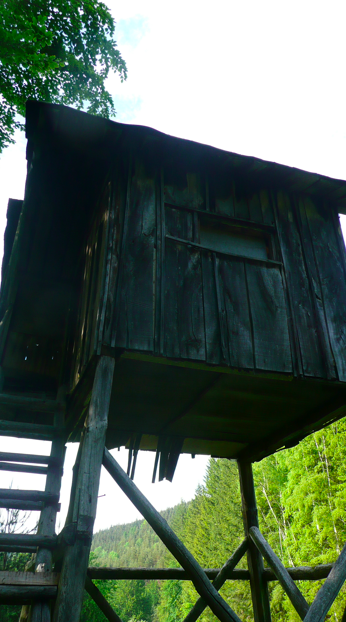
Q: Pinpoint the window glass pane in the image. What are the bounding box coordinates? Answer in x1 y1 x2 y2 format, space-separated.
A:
199 220 269 260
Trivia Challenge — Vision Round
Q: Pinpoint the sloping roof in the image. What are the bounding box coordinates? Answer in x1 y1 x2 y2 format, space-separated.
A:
26 99 346 212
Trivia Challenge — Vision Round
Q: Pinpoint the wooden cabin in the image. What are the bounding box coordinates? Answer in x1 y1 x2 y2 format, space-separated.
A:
2 100 346 465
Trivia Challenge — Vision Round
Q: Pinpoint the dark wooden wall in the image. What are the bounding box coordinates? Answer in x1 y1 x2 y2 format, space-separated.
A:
72 153 346 386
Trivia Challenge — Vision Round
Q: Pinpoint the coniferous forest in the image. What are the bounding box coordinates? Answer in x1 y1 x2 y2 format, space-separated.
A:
1 418 346 621
82 418 346 621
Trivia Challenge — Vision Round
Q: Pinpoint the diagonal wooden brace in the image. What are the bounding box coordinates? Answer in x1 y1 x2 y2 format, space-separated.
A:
249 527 309 620
85 575 123 622
103 448 243 622
303 541 346 622
183 539 248 622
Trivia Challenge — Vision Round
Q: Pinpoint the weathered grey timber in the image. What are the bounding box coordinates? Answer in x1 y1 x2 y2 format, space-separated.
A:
183 539 248 622
0 534 57 548
0 585 57 603
238 461 271 622
53 356 115 622
2 100 346 620
88 567 251 581
103 448 242 622
0 452 62 466
303 542 346 622
85 576 123 622
249 527 309 619
87 563 335 582
264 564 334 581
0 462 48 474
0 421 60 441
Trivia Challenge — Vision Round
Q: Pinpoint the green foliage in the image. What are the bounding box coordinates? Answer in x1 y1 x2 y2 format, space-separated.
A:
82 419 346 621
0 0 127 152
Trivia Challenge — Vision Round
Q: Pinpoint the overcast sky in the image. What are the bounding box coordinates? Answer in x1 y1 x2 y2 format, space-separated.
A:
1 0 346 532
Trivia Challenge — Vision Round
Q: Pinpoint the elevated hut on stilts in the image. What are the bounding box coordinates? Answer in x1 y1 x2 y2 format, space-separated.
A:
1 100 346 621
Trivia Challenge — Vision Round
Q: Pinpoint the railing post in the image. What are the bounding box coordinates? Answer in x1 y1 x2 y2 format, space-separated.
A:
237 460 271 622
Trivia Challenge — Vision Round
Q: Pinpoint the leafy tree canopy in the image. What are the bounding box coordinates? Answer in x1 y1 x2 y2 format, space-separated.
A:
0 0 127 152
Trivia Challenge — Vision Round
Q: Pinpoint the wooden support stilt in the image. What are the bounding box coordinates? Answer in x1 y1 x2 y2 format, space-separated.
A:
103 448 242 622
249 527 309 620
237 460 271 622
52 356 115 622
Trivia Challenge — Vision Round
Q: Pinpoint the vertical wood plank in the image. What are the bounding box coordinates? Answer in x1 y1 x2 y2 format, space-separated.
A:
201 251 222 364
165 206 194 240
274 190 327 378
234 182 250 220
164 169 205 209
216 258 254 369
303 196 346 381
211 174 235 217
248 191 263 223
53 356 115 622
113 160 156 352
296 196 337 379
259 190 275 226
246 263 292 373
164 241 205 361
238 461 272 622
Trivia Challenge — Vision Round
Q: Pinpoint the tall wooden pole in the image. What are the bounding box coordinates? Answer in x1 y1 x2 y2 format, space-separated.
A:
237 460 271 622
52 356 115 622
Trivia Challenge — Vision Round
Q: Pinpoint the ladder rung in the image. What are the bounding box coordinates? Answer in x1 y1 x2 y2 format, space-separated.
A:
0 570 59 586
0 585 57 604
0 534 58 549
0 420 63 440
0 452 62 466
0 393 60 413
0 462 48 475
0 499 49 512
0 490 59 504
0 545 37 553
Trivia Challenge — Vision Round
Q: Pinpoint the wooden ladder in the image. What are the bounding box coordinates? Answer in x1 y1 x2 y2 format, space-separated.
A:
0 394 65 622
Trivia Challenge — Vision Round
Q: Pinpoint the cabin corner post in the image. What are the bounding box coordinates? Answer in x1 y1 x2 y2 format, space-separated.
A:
52 356 115 622
237 460 271 622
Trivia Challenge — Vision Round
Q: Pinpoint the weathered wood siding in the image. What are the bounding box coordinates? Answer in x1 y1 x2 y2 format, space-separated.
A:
76 155 346 382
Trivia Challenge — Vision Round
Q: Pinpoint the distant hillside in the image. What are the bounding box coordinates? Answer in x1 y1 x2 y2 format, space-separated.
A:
91 501 190 568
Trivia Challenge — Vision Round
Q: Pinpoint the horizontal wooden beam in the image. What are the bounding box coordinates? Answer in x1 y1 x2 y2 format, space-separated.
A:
87 564 335 582
0 420 63 440
88 567 251 581
265 564 333 582
0 571 59 586
0 451 62 466
0 393 60 412
103 448 242 622
249 527 309 620
304 541 346 622
0 462 48 475
0 585 57 604
85 576 123 622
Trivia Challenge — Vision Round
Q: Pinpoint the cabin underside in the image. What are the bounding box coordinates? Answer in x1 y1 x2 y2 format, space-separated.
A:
65 352 346 462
